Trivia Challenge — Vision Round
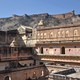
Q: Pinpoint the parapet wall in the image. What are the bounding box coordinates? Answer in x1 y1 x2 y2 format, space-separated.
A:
0 65 49 80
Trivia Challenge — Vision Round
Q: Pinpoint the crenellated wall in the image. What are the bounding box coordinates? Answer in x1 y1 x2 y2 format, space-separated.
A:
52 11 75 19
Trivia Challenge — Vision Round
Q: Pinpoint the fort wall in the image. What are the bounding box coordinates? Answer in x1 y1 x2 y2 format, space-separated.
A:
53 11 75 19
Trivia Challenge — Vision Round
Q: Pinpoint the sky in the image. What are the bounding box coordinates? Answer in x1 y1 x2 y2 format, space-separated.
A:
0 0 80 18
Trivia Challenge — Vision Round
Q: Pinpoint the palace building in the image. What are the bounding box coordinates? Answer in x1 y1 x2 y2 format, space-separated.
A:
0 11 80 80
35 23 80 66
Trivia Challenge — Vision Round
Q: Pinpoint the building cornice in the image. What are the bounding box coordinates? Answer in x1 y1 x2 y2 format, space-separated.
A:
37 23 80 31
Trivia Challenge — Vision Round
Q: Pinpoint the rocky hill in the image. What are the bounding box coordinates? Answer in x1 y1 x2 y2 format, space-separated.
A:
0 11 80 31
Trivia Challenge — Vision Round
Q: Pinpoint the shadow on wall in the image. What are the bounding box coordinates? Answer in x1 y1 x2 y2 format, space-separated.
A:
26 77 48 80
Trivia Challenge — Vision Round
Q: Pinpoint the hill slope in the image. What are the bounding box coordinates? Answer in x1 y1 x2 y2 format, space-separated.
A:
0 12 80 31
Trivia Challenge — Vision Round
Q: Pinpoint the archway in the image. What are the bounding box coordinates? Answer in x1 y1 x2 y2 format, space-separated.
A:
4 76 11 80
61 47 65 54
40 47 43 54
41 70 44 76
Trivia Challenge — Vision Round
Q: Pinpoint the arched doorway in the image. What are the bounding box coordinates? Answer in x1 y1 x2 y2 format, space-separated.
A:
61 47 65 54
41 70 44 76
4 76 11 80
40 47 43 54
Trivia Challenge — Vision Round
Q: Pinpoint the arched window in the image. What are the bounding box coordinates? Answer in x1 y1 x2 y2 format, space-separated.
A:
44 33 47 38
66 31 69 37
40 47 43 54
62 31 65 37
61 47 65 54
58 31 61 37
41 71 44 76
41 33 43 38
50 32 53 38
37 33 40 39
74 30 78 36
37 33 39 36
41 33 43 36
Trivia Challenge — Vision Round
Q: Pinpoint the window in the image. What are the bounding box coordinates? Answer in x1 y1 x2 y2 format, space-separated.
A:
41 33 43 36
41 33 43 38
66 31 69 37
58 31 61 37
62 31 65 37
74 30 78 36
44 33 46 36
41 71 44 76
44 33 47 38
37 33 39 36
54 49 56 51
46 49 48 51
69 49 71 51
61 47 65 54
40 47 43 54
50 32 53 38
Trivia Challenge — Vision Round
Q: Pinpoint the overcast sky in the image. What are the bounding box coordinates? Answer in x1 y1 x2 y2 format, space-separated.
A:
0 0 80 18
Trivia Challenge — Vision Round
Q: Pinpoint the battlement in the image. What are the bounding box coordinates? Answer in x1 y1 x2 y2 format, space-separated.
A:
53 11 75 19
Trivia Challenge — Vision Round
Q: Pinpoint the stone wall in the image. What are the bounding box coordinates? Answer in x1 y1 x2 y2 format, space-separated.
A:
0 65 48 80
53 11 74 19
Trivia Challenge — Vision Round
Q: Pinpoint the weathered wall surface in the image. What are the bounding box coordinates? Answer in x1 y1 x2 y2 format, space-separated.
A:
0 65 48 80
53 11 74 19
